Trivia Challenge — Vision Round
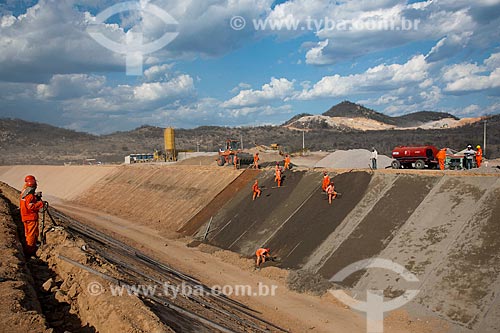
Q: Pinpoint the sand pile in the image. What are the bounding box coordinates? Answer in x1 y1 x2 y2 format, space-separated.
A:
314 149 392 169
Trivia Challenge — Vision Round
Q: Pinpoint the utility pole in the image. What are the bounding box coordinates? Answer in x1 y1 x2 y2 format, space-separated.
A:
240 134 243 150
302 130 305 156
483 119 487 157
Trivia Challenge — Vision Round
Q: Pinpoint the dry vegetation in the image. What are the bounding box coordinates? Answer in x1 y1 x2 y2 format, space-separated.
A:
1 102 499 165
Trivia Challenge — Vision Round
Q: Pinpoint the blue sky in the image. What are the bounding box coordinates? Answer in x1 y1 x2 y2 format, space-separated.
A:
0 0 499 134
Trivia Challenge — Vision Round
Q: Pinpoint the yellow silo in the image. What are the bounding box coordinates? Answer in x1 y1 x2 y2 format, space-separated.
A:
164 127 177 161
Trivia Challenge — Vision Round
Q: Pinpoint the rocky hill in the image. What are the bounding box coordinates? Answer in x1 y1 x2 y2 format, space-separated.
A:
322 101 396 125
1 112 499 165
394 111 459 127
285 101 464 130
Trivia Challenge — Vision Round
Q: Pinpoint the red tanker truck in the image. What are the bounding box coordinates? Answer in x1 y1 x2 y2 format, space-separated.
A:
391 145 439 169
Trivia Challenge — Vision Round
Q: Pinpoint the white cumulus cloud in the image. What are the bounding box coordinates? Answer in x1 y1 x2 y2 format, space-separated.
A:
296 55 430 100
222 77 295 108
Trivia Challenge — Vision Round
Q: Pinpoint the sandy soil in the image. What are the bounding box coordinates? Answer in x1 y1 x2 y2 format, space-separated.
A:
289 151 330 168
285 115 482 131
0 165 116 200
314 149 392 169
75 164 242 235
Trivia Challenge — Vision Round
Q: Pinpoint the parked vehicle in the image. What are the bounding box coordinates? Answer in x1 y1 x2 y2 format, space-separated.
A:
445 148 477 170
217 139 253 167
391 145 439 169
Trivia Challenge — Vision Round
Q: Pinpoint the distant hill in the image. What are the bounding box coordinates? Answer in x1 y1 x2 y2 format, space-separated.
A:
0 118 96 145
393 111 459 127
322 101 396 125
281 113 313 126
1 113 499 165
285 101 471 130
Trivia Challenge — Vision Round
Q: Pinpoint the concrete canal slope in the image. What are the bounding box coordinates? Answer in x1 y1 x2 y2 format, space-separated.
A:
187 169 500 332
0 164 243 234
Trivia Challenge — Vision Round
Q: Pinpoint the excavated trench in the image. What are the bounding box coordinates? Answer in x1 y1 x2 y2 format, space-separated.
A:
0 183 168 333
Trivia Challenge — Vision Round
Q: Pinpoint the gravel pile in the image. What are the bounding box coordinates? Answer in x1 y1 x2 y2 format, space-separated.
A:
314 149 392 169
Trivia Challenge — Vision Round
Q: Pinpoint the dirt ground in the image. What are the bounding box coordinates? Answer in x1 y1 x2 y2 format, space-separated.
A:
0 183 170 333
0 192 48 333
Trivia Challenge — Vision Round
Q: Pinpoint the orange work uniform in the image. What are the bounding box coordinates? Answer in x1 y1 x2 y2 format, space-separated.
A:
436 149 447 170
275 168 282 187
322 174 330 191
476 147 482 167
255 248 270 267
284 155 291 170
253 153 260 169
252 181 261 200
20 188 44 256
233 155 238 169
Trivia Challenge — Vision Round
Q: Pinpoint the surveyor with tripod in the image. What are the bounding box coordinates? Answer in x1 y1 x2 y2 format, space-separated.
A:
20 175 47 257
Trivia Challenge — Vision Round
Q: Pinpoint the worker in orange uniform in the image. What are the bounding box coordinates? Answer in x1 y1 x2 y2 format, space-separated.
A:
253 152 260 169
436 148 447 170
476 145 482 167
255 247 271 268
321 171 330 192
326 182 337 204
20 175 45 257
284 154 291 170
252 180 262 200
233 155 238 169
274 162 282 187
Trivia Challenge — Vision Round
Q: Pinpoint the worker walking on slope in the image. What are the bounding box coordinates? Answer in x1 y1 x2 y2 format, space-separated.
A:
283 154 291 170
274 162 282 187
252 152 260 169
20 175 45 257
476 145 483 167
326 181 337 204
255 247 271 269
252 180 262 200
321 171 330 192
436 148 447 170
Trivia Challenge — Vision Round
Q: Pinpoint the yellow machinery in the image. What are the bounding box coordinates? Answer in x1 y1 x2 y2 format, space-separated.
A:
164 127 177 161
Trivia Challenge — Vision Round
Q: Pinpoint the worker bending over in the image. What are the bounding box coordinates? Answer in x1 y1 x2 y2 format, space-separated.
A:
255 247 271 268
252 180 261 200
20 175 45 257
326 182 337 204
